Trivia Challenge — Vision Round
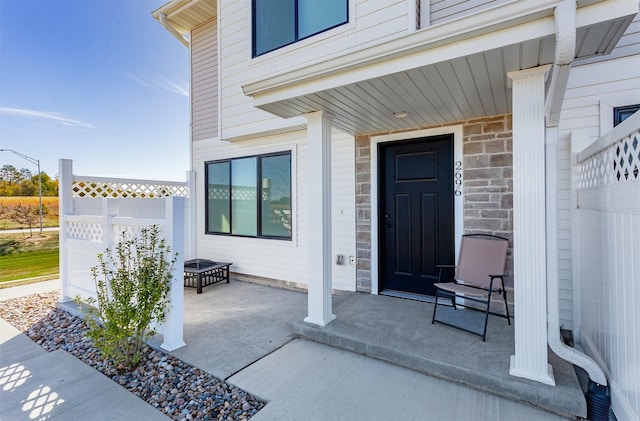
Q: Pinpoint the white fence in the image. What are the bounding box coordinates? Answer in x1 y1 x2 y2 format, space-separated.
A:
58 159 192 351
574 112 640 421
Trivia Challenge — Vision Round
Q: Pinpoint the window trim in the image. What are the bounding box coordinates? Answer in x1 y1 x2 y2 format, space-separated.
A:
613 104 640 127
205 151 293 240
251 0 349 57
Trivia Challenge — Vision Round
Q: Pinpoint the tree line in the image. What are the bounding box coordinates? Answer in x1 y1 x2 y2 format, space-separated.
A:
0 164 58 196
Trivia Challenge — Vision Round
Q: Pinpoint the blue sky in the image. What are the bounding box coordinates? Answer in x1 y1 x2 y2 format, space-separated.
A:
0 0 190 182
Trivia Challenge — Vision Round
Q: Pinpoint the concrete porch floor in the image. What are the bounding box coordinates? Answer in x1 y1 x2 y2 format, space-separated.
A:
293 291 585 419
172 279 585 420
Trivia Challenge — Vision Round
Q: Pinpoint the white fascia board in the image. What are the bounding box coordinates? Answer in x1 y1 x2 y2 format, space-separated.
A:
243 0 637 107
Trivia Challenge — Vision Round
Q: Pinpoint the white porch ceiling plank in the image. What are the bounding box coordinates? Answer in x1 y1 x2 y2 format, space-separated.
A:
262 98 307 118
501 43 523 111
279 98 315 116
420 66 466 122
392 72 439 125
437 60 483 118
520 38 543 69
306 90 389 134
344 83 408 131
367 78 429 128
576 21 619 57
406 68 457 122
323 88 397 132
306 92 375 133
484 49 509 115
448 57 487 117
538 36 556 65
466 54 498 116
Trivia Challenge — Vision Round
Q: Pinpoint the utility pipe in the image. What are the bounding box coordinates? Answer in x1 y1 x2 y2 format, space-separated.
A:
544 0 607 387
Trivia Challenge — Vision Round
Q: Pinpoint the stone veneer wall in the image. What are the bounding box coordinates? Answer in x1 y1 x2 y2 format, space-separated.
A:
355 114 514 295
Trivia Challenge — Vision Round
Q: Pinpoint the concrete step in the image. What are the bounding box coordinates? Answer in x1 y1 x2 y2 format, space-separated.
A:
292 292 585 419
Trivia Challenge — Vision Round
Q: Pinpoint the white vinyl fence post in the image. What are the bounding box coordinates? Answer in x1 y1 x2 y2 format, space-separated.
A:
186 170 196 260
58 159 74 303
103 198 118 246
160 196 186 351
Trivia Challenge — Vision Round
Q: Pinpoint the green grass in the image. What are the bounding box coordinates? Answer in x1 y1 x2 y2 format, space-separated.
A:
0 232 59 282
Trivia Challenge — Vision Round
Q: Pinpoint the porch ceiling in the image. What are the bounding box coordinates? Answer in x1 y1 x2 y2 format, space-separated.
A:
260 38 557 134
248 16 633 135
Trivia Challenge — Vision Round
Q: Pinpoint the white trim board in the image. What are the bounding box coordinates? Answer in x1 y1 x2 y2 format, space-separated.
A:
370 125 464 295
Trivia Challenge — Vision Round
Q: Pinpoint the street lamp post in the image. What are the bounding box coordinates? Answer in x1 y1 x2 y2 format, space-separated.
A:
0 149 43 234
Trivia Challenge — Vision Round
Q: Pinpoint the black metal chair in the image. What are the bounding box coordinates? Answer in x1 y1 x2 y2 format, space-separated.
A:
431 234 510 341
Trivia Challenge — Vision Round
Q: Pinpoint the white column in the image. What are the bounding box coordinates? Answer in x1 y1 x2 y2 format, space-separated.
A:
304 111 336 326
160 196 186 351
58 159 73 303
508 65 556 386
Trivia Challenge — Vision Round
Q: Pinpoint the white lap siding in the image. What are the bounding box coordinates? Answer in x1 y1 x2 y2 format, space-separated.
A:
191 19 218 142
193 129 356 291
218 0 409 141
429 0 511 25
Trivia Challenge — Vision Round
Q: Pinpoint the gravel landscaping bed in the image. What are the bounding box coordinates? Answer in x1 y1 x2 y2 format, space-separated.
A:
0 291 265 421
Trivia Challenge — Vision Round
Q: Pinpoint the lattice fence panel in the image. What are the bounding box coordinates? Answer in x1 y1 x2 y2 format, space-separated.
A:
72 181 189 198
112 224 167 244
580 130 640 188
67 220 103 242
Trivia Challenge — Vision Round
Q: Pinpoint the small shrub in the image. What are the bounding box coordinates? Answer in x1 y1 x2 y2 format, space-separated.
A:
76 225 177 371
0 239 20 255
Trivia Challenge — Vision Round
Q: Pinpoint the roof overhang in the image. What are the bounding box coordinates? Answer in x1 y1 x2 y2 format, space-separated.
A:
241 0 637 136
152 0 216 47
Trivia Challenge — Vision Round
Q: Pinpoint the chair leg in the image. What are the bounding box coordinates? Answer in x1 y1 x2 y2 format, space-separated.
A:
432 289 439 324
503 289 511 325
481 295 492 342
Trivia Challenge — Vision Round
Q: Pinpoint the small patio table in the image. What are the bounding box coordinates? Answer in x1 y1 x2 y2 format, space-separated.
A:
183 259 232 294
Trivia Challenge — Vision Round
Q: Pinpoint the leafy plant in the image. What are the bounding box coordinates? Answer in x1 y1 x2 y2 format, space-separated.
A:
77 225 177 371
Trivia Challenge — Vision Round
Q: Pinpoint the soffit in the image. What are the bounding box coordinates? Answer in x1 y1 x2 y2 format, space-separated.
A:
152 0 216 34
249 16 634 136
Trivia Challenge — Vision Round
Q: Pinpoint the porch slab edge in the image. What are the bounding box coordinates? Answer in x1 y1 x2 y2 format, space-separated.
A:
292 320 586 419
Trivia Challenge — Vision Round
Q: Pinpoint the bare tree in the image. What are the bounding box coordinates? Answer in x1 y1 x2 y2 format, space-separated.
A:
10 203 38 236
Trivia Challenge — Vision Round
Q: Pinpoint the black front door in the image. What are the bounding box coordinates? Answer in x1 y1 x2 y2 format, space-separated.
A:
379 135 454 297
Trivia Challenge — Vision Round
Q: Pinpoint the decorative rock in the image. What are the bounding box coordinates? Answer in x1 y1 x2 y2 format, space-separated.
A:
0 291 265 420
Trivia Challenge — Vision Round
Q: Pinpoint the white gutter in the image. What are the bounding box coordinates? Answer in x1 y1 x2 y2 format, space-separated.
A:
158 13 190 48
545 0 607 386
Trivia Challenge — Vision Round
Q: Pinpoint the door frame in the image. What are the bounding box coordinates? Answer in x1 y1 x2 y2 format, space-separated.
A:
370 125 464 295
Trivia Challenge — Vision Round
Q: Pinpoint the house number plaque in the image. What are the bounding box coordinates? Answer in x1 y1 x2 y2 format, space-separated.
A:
454 160 463 196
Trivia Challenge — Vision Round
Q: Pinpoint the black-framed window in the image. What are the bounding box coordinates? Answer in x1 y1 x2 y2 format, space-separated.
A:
252 0 348 57
614 104 640 126
206 152 292 239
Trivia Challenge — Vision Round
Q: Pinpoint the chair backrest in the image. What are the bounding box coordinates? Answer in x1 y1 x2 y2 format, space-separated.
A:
456 235 508 288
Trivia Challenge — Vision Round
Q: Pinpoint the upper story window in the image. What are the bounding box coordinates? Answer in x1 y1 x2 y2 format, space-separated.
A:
614 104 640 126
206 152 292 240
252 0 348 57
